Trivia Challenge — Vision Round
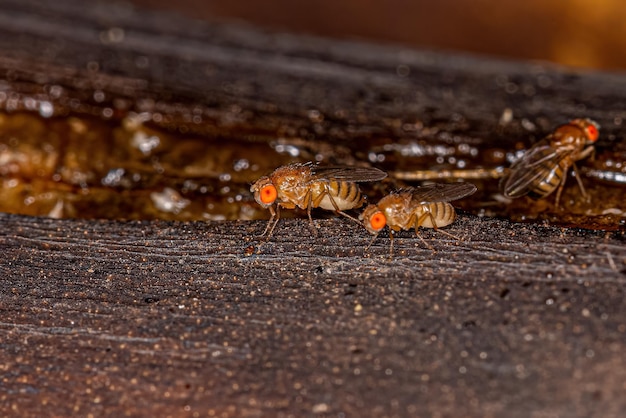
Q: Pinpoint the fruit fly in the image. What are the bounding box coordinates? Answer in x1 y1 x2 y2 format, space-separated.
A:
360 182 477 256
251 162 387 238
501 118 600 206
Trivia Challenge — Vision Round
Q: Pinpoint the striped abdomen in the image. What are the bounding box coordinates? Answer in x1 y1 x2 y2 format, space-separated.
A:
311 179 364 211
413 202 456 229
526 159 569 199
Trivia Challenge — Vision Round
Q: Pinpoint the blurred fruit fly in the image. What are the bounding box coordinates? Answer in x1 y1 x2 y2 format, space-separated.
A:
360 182 477 256
251 162 387 238
501 118 600 206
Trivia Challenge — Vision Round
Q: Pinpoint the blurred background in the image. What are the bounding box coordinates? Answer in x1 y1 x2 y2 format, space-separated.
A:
132 0 626 71
1 0 624 225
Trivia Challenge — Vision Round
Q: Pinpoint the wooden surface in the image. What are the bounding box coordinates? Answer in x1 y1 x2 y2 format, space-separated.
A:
1 0 626 141
0 0 625 417
1 213 625 417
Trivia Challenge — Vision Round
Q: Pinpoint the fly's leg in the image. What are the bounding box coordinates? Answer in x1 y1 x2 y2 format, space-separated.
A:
364 232 380 251
553 174 567 208
364 230 395 258
255 206 281 253
554 158 575 208
304 190 319 236
407 212 435 251
260 205 280 239
336 210 363 226
388 230 395 258
571 162 589 203
578 144 596 161
311 185 363 227
556 145 594 207
415 211 460 242
431 228 460 241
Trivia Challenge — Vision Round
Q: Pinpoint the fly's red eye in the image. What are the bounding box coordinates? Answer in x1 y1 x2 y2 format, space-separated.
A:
585 124 599 142
259 184 277 204
368 211 386 231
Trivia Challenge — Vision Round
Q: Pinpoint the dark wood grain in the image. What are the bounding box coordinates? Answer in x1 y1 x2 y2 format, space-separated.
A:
1 213 625 417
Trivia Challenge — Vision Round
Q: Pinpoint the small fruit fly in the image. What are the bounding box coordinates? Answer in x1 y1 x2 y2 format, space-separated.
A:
360 182 477 256
501 118 600 206
251 162 387 237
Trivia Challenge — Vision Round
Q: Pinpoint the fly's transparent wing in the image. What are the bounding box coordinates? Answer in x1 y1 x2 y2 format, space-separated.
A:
310 166 387 183
501 138 571 198
399 182 477 204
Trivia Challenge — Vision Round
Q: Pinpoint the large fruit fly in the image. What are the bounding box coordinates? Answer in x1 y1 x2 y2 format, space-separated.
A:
250 162 387 238
360 182 477 256
501 118 600 206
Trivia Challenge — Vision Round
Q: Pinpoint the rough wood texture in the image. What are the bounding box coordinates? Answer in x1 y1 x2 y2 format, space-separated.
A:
1 213 625 417
0 0 626 417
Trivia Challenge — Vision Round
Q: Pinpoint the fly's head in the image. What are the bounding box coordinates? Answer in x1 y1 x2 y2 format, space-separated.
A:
251 176 278 208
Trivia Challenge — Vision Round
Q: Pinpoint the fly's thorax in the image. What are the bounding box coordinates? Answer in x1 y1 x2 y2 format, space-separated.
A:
268 165 313 209
270 165 312 190
550 124 591 153
375 193 413 231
